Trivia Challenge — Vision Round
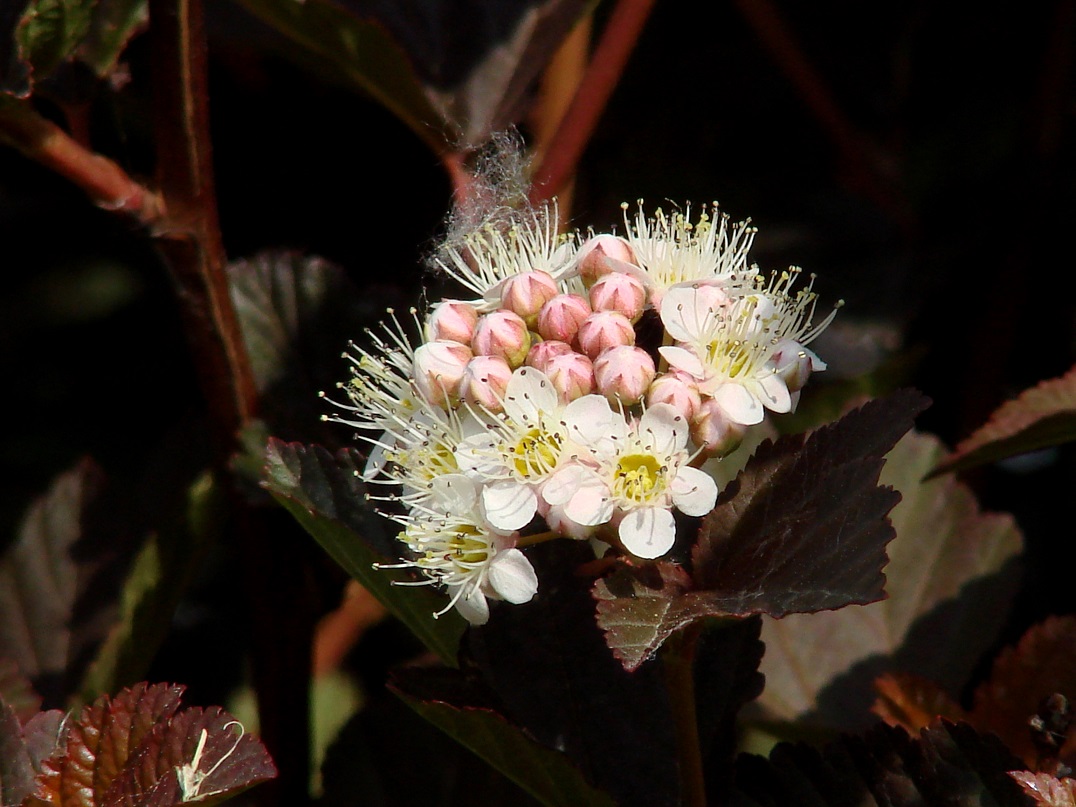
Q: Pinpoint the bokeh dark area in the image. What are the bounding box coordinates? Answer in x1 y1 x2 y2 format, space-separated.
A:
1 0 1074 712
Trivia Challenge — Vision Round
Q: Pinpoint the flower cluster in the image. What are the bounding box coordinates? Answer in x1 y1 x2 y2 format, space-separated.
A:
323 200 839 624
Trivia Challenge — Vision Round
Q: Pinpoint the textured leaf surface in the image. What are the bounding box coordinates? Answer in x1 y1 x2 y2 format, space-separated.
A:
872 672 967 734
14 0 94 84
1011 772 1076 806
754 428 1023 730
595 391 929 671
262 438 465 666
972 616 1076 768
933 363 1076 475
391 668 615 807
74 0 146 77
232 0 589 148
0 699 37 807
733 720 1033 807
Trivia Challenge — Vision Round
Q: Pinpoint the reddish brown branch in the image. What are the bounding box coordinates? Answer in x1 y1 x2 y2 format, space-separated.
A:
0 100 163 223
529 0 656 204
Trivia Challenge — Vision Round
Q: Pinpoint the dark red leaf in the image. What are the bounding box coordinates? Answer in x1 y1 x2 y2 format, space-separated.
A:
872 672 967 734
1010 772 1076 806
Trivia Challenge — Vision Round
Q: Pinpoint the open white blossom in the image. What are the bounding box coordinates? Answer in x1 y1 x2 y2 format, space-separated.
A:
435 202 579 311
658 269 839 426
619 201 758 310
386 474 538 625
545 401 717 559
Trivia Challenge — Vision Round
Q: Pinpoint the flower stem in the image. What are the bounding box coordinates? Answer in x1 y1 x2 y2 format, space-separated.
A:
515 529 563 547
662 622 707 807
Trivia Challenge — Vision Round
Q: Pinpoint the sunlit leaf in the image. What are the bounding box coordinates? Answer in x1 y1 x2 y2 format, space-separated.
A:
972 616 1076 769
14 0 94 86
595 390 929 671
932 363 1076 476
262 438 465 666
391 667 615 807
733 720 1033 807
872 672 967 734
1011 772 1076 806
754 428 1023 731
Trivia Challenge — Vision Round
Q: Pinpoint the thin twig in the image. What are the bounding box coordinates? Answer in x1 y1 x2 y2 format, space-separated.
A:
663 622 707 807
0 99 164 223
529 0 657 204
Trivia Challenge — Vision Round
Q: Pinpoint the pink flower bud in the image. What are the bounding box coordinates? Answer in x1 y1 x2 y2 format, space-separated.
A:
647 373 701 420
472 310 531 367
544 351 595 403
537 294 591 344
413 340 473 407
769 339 823 393
525 339 574 372
691 398 747 458
577 234 635 287
425 301 478 344
593 345 655 404
460 355 513 413
576 311 635 359
501 270 559 328
589 272 647 323
543 501 597 540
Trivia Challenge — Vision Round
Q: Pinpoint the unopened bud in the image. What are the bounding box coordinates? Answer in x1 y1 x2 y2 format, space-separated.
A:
589 272 647 323
501 271 559 328
461 355 513 412
413 340 473 407
526 339 574 373
426 301 479 344
577 311 635 359
472 310 531 367
544 351 595 403
647 373 701 421
593 345 655 404
577 234 635 287
537 294 591 344
691 398 747 458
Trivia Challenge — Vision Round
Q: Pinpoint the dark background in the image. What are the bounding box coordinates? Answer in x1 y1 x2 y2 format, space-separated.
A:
1 0 1073 708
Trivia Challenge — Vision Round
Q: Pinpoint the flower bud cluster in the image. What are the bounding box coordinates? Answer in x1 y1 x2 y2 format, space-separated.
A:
323 199 840 625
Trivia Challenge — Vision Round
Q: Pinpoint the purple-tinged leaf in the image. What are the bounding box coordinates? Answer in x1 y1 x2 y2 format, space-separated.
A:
1010 772 1076 806
390 667 615 807
733 720 1033 807
262 439 466 666
932 364 1076 476
0 661 41 723
754 429 1022 731
594 391 929 671
0 702 64 807
101 706 276 807
467 541 680 807
27 682 184 806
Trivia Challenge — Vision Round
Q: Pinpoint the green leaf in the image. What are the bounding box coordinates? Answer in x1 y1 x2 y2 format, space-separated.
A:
391 667 615 807
77 470 221 703
932 363 1076 476
76 0 146 78
262 438 465 666
754 428 1024 732
15 0 94 84
594 390 930 671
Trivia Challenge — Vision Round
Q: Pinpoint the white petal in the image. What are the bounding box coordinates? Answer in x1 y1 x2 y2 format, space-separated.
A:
660 285 717 341
428 474 480 513
757 372 792 413
712 383 764 426
563 394 626 450
670 466 718 517
618 507 676 559
658 346 705 378
452 586 490 625
503 367 558 424
543 463 596 506
362 441 388 480
638 403 689 454
455 433 498 475
481 480 538 531
564 479 615 526
487 548 538 604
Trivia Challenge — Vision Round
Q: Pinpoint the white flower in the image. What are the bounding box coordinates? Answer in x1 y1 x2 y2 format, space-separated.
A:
658 270 839 426
387 474 538 625
435 202 579 311
545 402 718 559
457 367 610 532
619 201 758 310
